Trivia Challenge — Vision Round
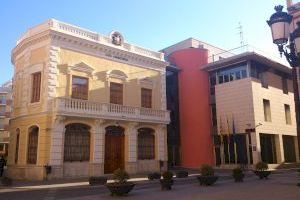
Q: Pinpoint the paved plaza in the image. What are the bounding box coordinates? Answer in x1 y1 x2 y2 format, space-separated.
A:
0 171 299 200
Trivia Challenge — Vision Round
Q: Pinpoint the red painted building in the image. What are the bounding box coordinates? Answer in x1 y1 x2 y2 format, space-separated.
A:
163 38 224 168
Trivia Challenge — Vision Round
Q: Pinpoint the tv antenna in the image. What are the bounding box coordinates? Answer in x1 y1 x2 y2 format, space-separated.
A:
237 22 244 47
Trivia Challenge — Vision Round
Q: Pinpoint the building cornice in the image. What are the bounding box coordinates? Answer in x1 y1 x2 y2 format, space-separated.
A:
12 19 168 70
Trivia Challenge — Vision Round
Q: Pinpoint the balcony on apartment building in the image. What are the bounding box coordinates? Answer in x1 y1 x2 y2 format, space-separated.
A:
52 97 170 124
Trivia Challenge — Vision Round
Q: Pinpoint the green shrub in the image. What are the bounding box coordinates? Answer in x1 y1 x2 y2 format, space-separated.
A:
232 167 244 182
148 172 161 180
200 164 214 176
112 169 129 184
162 171 173 180
255 162 268 171
232 167 243 175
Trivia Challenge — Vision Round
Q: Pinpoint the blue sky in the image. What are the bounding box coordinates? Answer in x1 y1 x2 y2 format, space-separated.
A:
0 0 288 82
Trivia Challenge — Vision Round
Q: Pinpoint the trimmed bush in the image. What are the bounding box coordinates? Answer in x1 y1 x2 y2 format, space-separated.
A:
232 167 244 182
112 169 129 184
162 171 173 180
255 162 268 171
200 164 214 176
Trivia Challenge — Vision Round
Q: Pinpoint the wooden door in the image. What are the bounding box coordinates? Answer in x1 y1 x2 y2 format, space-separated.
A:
104 126 125 174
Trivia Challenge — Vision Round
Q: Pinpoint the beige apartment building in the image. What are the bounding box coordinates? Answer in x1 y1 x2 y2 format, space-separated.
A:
0 81 12 156
203 52 300 168
7 19 169 180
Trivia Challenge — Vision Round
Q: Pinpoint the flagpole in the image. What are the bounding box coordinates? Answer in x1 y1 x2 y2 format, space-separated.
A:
219 116 225 165
226 116 231 164
232 114 238 165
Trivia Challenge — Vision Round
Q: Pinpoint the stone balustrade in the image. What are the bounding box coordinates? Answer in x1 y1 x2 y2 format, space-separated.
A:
53 97 170 124
17 19 165 61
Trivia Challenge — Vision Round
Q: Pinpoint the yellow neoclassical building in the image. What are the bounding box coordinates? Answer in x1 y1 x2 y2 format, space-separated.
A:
7 19 170 180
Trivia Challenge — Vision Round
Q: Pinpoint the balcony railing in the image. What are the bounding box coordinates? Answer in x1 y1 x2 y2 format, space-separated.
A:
53 97 170 124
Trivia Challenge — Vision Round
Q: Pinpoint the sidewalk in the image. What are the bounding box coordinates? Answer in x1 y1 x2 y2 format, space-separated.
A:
1 167 298 193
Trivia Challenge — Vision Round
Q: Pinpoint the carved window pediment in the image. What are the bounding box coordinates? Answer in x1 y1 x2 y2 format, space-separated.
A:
106 70 128 81
138 77 154 88
68 62 95 76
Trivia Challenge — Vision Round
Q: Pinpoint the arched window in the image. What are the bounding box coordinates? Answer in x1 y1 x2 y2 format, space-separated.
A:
64 123 90 162
27 126 39 164
15 129 20 164
138 128 155 160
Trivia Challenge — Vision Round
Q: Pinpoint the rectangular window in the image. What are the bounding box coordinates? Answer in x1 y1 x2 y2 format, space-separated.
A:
282 77 288 94
259 72 268 88
0 95 6 104
72 76 88 100
284 104 292 125
31 72 41 103
0 119 4 129
110 82 123 105
141 88 152 108
0 106 5 116
218 75 224 84
235 71 241 80
209 75 216 86
229 73 234 81
224 74 229 83
241 70 247 78
263 99 272 122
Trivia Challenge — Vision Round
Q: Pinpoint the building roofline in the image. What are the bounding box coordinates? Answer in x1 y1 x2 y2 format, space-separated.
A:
161 37 228 53
201 51 291 74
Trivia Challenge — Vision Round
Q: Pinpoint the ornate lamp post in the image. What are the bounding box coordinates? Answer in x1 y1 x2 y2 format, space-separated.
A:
267 5 300 163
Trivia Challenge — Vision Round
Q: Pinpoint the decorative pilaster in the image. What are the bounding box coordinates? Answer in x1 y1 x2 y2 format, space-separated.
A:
127 122 139 162
93 119 105 164
156 125 166 161
125 122 138 174
49 116 65 166
47 46 60 98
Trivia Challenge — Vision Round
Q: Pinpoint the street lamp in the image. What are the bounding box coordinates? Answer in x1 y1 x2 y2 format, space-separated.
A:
267 5 300 164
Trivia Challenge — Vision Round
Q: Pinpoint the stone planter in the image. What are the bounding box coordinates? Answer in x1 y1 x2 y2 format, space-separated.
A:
254 170 271 179
233 173 244 182
1 177 12 186
105 182 135 196
197 176 218 186
160 179 174 190
175 171 188 178
89 176 108 185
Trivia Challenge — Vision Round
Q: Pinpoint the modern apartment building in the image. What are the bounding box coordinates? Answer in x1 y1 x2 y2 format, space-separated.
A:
203 52 300 167
163 37 299 168
8 19 169 180
0 81 12 157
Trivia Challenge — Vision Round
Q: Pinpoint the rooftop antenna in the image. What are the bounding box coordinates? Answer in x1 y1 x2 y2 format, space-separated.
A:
237 22 244 47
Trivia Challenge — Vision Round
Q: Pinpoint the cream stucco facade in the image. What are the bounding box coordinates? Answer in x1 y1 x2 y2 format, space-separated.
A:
8 19 170 180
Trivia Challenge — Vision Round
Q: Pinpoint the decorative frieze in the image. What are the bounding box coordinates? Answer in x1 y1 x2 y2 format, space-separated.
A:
13 19 168 72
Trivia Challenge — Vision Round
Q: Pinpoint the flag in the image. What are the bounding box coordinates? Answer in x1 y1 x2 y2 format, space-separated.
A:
219 116 224 144
226 116 231 144
232 115 236 143
219 116 225 165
